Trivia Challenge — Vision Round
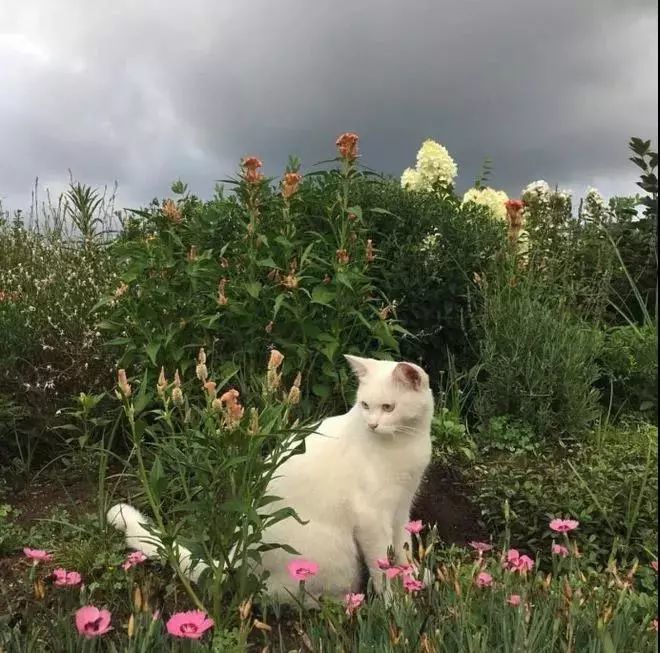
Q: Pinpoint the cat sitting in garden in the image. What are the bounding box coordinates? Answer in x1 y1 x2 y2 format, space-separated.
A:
108 354 433 601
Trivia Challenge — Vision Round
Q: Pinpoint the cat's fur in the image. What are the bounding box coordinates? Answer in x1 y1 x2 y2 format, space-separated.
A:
108 354 433 600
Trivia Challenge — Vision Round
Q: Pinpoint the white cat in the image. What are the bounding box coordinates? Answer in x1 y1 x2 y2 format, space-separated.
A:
108 354 433 601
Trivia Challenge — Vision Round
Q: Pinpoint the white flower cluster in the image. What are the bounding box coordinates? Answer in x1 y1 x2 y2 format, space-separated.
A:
401 139 458 191
522 180 551 201
461 186 509 221
582 186 610 222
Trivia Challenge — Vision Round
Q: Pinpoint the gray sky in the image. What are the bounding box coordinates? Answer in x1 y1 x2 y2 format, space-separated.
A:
1 0 657 214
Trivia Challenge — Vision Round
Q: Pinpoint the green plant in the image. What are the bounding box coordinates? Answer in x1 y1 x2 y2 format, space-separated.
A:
473 270 602 440
97 140 399 414
468 423 658 564
598 323 657 420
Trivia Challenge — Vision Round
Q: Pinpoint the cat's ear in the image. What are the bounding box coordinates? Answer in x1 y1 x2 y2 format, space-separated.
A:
344 354 370 379
393 362 427 391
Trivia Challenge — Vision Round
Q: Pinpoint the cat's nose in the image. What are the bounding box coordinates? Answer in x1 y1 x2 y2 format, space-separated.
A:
368 422 378 430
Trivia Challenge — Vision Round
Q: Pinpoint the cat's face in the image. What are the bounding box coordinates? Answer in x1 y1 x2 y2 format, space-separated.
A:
345 355 433 437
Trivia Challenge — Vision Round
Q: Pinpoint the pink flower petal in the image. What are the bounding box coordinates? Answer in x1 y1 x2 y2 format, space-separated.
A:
404 520 423 535
166 611 214 639
286 559 319 582
23 548 53 562
549 518 579 533
75 606 112 638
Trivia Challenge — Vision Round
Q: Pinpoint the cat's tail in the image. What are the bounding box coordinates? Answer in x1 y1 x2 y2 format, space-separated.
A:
107 503 209 582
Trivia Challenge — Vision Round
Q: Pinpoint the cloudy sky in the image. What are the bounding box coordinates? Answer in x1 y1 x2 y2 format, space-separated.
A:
1 1 657 214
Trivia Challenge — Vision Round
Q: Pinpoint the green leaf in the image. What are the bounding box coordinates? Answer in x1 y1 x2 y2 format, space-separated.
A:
311 285 336 306
244 281 262 299
145 341 160 366
257 257 279 268
312 383 331 398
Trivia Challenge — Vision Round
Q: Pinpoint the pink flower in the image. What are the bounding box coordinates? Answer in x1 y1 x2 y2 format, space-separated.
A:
52 568 82 587
122 551 148 571
469 541 493 554
23 548 52 563
404 520 423 535
506 549 535 573
376 558 391 570
652 618 658 632
287 559 319 582
475 572 493 588
507 594 522 606
549 518 579 533
403 576 425 593
552 544 569 558
385 566 403 579
166 611 214 639
75 606 112 638
651 560 658 573
344 592 365 615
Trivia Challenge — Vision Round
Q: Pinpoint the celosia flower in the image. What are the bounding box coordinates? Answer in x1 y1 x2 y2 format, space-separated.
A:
403 576 425 593
162 198 182 224
652 618 658 632
171 370 184 405
267 349 284 370
549 518 579 533
187 246 197 262
405 520 423 535
166 610 214 639
365 239 376 263
116 369 131 398
203 380 217 398
336 249 350 265
475 571 493 588
336 132 359 161
651 560 658 573
287 559 319 581
217 278 228 305
469 541 493 554
344 592 365 615
281 171 302 199
281 273 299 289
242 156 264 184
75 606 112 638
52 568 82 587
287 372 302 405
23 548 53 563
219 388 244 429
462 187 509 221
507 594 522 606
157 367 168 397
552 543 569 558
122 551 148 571
196 348 208 382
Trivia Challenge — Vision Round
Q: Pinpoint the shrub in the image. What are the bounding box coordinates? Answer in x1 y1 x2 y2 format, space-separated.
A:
598 323 658 421
98 143 399 413
473 271 602 439
354 178 505 381
468 423 658 564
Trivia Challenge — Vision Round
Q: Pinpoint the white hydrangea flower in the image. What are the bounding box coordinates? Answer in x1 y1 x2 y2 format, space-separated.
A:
416 139 458 187
522 180 551 200
400 167 421 190
461 186 509 221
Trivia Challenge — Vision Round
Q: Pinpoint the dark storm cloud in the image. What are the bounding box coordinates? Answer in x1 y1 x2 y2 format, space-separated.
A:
0 0 657 211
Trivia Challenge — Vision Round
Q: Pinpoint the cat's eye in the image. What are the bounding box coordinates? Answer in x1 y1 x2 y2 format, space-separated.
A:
382 403 395 412
360 401 369 409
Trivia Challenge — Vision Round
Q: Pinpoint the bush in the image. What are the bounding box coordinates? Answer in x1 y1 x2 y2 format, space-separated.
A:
98 152 399 413
474 271 602 440
468 423 658 564
598 323 658 420
355 179 505 381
